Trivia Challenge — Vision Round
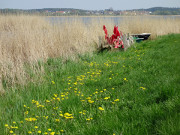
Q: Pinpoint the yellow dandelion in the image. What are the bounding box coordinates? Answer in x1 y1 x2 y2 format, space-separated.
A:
38 131 42 134
51 81 55 84
74 82 77 85
61 95 65 97
140 87 146 90
11 126 18 129
114 99 120 102
48 129 52 131
88 100 94 103
59 114 63 117
34 126 38 129
28 131 32 134
104 97 110 100
98 107 104 111
56 119 60 122
86 97 91 100
50 132 55 135
5 124 8 127
9 131 13 134
123 78 127 81
46 100 50 103
60 130 64 132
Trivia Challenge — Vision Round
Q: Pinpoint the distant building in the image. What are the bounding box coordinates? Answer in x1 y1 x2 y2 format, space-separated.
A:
56 11 66 14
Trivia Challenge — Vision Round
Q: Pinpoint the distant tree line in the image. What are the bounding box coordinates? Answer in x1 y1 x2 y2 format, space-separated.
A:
135 7 180 15
0 7 180 16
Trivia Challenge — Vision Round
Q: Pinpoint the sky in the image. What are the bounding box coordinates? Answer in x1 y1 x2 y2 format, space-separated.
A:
0 0 180 10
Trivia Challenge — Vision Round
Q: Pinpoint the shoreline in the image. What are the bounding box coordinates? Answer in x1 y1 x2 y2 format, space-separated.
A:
46 15 180 17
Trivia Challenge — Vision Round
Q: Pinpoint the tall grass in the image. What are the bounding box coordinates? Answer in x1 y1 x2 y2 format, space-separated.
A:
0 15 180 93
119 16 180 39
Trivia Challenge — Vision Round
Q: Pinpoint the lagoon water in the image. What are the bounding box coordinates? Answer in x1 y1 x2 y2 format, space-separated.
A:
47 15 180 25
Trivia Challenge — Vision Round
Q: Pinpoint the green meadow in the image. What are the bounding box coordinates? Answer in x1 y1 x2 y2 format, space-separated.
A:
0 34 180 135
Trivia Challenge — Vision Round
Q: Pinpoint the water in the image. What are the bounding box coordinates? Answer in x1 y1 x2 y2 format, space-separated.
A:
46 16 122 25
46 15 180 25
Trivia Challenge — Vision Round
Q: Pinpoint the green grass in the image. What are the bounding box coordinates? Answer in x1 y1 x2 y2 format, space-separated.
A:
0 34 180 135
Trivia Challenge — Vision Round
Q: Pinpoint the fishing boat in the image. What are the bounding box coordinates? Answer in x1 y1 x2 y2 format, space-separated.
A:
131 33 151 42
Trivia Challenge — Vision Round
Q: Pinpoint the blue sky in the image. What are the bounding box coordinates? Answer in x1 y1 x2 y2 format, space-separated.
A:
0 0 180 10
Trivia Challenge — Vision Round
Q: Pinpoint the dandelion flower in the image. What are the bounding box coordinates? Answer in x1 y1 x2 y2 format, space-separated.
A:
56 119 60 122
52 81 55 84
123 78 127 81
88 100 94 103
98 107 104 111
50 132 55 135
38 131 41 133
59 114 63 117
112 102 115 104
104 97 110 100
60 130 64 132
48 129 52 131
28 131 32 134
46 100 50 103
140 87 146 90
34 126 38 129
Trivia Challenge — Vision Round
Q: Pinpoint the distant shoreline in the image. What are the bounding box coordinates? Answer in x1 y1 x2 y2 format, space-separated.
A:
46 15 180 17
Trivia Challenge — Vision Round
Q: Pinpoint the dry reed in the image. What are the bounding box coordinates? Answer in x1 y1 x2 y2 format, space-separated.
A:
0 15 180 93
119 16 180 39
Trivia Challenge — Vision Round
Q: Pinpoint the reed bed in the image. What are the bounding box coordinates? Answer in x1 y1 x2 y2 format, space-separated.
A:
119 16 180 39
0 15 180 93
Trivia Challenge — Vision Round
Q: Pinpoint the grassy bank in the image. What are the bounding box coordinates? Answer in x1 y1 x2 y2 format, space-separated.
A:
0 15 180 92
0 34 180 134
